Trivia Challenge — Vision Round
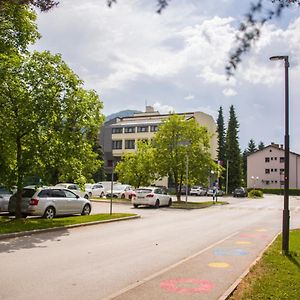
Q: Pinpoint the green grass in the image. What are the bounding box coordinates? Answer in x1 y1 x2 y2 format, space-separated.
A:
231 229 300 300
0 213 136 235
171 201 228 209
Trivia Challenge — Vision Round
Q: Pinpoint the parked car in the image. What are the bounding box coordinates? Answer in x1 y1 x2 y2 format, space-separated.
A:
8 186 91 219
207 188 225 196
106 184 136 199
0 187 13 213
190 186 207 196
180 186 190 195
132 187 172 208
233 187 247 197
55 183 89 199
85 183 105 198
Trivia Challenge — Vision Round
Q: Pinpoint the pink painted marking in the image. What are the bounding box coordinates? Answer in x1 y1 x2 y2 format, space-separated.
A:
239 233 256 238
160 278 214 295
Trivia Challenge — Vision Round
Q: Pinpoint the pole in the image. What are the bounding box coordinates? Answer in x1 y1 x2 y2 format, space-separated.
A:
185 154 188 203
282 56 290 254
226 160 229 194
110 160 114 215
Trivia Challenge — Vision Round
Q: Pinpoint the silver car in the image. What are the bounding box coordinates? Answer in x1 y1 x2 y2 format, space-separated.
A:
55 183 89 199
8 187 91 219
132 187 172 208
0 187 13 213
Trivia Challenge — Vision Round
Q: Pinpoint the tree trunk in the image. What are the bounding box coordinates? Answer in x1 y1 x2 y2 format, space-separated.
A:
15 135 23 219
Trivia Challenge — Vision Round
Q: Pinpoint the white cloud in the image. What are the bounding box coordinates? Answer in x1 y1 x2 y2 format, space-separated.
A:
153 102 175 114
222 88 237 97
184 94 195 100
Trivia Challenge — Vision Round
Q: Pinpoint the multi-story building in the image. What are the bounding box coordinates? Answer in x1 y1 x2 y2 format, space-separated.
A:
247 143 300 189
99 106 218 184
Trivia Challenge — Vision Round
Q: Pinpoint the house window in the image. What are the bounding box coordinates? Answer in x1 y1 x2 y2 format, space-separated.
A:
265 169 270 174
112 127 123 134
274 168 277 172
125 140 135 149
112 140 122 149
280 168 284 174
137 126 148 133
280 157 285 163
265 180 270 184
265 157 270 163
274 157 277 160
150 125 158 132
275 180 278 183
271 157 273 160
124 127 135 133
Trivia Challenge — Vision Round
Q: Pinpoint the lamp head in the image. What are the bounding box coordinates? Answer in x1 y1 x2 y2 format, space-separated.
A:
269 55 288 61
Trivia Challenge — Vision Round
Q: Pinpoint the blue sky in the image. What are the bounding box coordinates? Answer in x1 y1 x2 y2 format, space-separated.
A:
33 0 300 152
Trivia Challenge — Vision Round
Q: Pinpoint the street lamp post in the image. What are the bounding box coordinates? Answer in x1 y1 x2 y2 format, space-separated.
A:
110 160 115 215
270 55 290 254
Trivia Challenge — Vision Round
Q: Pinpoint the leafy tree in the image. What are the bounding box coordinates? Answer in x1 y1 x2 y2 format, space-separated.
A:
115 141 158 188
152 114 219 201
0 51 103 218
225 105 241 192
217 106 226 189
0 1 40 54
258 141 265 150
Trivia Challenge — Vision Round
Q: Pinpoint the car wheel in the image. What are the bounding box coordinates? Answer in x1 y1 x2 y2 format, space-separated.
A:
133 204 139 208
167 199 172 207
81 204 91 215
84 194 89 199
154 200 160 208
121 194 125 199
43 207 55 219
21 213 27 218
100 192 105 198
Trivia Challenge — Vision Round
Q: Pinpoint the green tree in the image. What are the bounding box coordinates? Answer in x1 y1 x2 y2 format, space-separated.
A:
258 141 265 150
152 114 219 201
217 106 226 189
115 141 158 188
0 51 104 218
247 139 257 153
225 105 241 192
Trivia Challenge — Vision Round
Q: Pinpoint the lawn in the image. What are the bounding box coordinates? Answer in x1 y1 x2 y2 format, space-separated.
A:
230 229 300 300
0 213 136 235
171 201 228 209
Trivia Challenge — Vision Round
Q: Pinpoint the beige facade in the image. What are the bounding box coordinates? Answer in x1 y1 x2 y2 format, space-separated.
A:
111 107 218 159
247 143 300 189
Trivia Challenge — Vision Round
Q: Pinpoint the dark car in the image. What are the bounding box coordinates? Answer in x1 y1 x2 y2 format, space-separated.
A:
233 187 247 197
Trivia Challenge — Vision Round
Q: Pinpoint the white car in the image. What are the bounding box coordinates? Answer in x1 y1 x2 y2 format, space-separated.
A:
132 187 172 208
55 183 89 199
106 184 136 199
0 187 13 213
85 183 105 198
8 186 91 219
190 186 207 196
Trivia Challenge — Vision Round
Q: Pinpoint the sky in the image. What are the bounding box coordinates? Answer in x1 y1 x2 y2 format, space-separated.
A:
33 0 300 152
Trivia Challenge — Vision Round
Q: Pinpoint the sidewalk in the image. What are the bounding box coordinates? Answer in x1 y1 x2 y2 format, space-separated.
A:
106 224 279 300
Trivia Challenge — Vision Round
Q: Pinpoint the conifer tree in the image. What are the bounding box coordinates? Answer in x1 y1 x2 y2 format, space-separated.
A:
258 141 265 150
225 105 241 192
217 106 226 189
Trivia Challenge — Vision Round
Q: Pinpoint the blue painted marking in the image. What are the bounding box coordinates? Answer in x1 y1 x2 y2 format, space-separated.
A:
213 248 249 256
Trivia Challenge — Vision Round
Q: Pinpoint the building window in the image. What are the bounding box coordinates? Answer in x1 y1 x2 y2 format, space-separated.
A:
271 157 273 160
275 180 278 183
125 140 135 149
150 125 158 132
280 168 284 174
137 126 149 133
271 169 273 172
274 168 277 172
280 157 285 163
124 127 135 133
112 127 123 134
274 157 277 160
112 140 122 149
265 169 270 174
269 149 272 152
265 180 270 184
265 157 270 162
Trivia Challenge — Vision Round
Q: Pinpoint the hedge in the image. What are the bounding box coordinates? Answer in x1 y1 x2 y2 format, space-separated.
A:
248 188 300 196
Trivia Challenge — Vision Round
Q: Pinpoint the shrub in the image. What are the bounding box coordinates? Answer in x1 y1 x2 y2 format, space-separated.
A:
248 189 263 198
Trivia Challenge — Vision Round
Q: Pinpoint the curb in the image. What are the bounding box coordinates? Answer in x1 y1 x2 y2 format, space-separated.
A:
90 199 132 205
218 231 281 300
0 215 140 240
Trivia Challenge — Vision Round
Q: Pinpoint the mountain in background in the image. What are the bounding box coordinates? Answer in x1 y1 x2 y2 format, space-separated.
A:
105 110 142 122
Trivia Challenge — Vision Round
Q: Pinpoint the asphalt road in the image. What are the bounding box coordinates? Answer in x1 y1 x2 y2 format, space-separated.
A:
1 195 300 300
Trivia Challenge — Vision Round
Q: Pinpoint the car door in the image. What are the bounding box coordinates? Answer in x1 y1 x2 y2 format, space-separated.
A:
64 189 82 214
50 189 68 215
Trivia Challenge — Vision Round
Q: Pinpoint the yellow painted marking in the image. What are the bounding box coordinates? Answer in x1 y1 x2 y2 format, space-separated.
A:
256 229 267 232
208 262 230 268
236 241 251 245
